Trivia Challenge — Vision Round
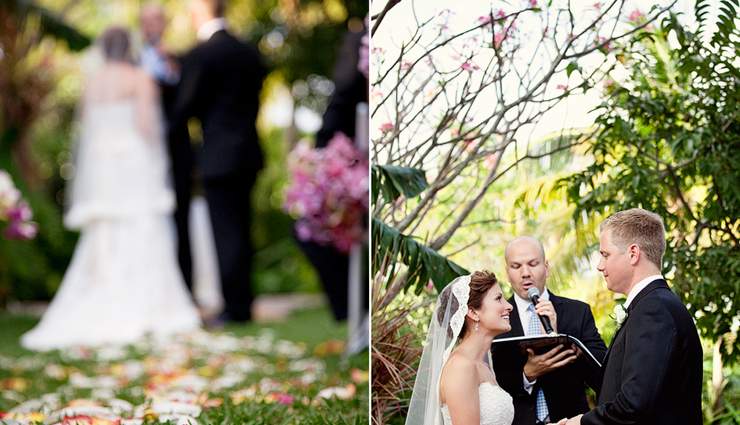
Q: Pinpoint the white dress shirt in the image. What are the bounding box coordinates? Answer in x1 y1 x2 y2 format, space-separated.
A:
625 274 664 308
197 18 227 42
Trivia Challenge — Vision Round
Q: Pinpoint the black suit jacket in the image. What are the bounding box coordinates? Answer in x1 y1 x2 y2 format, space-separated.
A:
315 29 368 147
582 279 703 425
492 292 607 424
171 30 266 178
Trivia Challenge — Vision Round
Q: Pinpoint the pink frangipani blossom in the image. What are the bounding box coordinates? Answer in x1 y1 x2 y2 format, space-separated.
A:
461 61 480 72
628 9 645 23
379 122 394 133
493 31 506 48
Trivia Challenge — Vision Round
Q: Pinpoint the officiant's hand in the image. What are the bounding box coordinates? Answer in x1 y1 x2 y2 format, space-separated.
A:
534 299 558 333
523 344 578 380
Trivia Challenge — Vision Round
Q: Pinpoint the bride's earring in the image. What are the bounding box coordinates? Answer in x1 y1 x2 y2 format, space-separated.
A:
474 320 480 332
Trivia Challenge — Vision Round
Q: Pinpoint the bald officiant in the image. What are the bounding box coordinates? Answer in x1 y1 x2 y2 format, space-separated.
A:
491 237 607 425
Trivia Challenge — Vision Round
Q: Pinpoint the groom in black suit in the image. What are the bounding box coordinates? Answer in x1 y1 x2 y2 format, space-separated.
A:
562 208 702 425
171 0 266 322
492 236 607 425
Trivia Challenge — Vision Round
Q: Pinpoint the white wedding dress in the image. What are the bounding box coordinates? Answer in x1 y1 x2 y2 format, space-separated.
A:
21 76 201 351
441 382 515 425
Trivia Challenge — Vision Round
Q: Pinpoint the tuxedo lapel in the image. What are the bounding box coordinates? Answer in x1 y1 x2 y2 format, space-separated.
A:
602 279 669 366
549 292 566 320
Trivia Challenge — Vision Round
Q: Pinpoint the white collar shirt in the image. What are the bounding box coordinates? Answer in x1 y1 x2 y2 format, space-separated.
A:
625 274 664 308
197 18 227 42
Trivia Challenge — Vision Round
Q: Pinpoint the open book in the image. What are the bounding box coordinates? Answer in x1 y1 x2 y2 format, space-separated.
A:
491 334 602 369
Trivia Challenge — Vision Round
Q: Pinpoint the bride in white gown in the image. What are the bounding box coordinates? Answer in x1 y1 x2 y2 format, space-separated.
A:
406 271 515 425
21 27 200 351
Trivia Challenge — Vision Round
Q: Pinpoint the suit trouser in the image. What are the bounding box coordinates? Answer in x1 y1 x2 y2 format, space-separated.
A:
295 238 349 321
169 145 193 292
203 172 256 321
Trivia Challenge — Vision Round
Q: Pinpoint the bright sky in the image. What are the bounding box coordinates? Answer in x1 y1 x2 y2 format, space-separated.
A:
369 0 695 145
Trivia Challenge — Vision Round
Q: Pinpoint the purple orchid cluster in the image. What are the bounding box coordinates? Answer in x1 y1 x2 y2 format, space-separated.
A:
284 133 368 253
0 170 38 240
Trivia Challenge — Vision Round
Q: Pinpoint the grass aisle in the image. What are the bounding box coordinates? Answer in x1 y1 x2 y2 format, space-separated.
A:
0 308 368 424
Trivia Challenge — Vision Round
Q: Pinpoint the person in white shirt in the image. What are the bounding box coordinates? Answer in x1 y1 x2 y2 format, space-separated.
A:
491 236 607 425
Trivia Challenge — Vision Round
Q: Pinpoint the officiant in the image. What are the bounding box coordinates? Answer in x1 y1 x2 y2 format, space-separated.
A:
491 236 607 425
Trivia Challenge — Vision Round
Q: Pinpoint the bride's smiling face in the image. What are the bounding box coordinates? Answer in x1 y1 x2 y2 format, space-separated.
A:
473 283 513 335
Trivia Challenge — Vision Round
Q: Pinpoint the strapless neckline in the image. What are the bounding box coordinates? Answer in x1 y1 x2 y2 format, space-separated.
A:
441 382 514 425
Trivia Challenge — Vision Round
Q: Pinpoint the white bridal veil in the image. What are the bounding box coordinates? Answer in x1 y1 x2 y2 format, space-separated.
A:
405 274 472 425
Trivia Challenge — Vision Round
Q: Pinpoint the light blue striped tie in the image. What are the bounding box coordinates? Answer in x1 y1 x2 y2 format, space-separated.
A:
528 303 549 422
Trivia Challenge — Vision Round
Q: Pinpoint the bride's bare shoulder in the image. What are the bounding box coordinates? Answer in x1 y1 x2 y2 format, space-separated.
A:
443 352 476 374
440 352 478 399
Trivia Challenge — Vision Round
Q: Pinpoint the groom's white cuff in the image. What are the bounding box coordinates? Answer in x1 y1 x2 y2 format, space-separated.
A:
523 373 536 394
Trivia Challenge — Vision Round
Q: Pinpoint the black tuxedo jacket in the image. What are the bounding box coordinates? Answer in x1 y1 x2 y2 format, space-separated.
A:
492 292 607 424
315 29 368 147
171 30 266 179
582 279 703 425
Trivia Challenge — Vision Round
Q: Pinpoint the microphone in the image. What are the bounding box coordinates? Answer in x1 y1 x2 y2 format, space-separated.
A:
527 287 555 334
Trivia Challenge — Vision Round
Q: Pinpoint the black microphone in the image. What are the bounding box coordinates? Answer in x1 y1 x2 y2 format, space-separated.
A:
527 287 555 334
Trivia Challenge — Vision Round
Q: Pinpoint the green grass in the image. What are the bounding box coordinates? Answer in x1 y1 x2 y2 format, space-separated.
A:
0 307 368 424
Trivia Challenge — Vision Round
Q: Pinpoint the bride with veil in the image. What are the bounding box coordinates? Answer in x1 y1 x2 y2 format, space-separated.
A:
406 271 515 425
21 27 200 350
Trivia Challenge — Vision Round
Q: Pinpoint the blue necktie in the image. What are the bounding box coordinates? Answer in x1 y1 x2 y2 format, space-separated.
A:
528 303 549 421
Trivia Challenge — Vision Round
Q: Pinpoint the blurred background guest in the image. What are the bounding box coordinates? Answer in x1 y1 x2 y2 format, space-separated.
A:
139 3 195 293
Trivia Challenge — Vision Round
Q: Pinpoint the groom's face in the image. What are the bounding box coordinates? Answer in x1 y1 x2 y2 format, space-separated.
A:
505 240 549 300
598 229 631 294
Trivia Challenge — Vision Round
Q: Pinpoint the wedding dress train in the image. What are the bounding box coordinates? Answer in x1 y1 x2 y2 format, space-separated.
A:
21 95 200 351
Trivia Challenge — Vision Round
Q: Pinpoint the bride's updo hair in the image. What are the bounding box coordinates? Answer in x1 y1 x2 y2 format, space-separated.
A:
436 270 499 340
100 26 132 62
462 271 498 336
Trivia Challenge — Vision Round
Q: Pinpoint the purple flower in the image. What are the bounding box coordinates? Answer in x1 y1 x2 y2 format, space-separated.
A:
5 221 38 240
7 201 32 222
284 133 368 253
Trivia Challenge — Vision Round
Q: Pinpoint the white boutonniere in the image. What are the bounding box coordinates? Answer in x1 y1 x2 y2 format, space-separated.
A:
613 304 628 328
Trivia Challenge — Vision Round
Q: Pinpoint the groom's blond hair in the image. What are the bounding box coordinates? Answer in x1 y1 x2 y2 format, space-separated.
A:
601 208 666 268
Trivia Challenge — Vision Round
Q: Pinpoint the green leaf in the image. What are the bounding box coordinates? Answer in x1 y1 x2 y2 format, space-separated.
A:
7 1 91 51
371 166 381 206
566 61 579 77
372 218 468 293
373 164 429 204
